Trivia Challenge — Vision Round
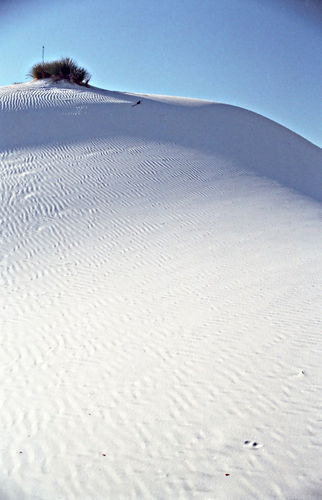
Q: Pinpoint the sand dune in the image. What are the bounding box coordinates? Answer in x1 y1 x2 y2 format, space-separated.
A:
0 81 322 499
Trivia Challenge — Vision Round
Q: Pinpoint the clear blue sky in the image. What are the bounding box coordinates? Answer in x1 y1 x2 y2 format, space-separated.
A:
1 0 321 146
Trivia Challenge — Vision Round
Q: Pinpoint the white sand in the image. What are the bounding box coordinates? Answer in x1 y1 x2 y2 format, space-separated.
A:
0 80 322 499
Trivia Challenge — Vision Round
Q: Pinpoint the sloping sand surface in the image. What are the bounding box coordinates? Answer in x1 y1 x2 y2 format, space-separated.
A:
0 81 322 499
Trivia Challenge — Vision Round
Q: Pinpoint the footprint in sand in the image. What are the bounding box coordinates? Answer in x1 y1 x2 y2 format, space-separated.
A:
291 369 306 378
244 440 263 449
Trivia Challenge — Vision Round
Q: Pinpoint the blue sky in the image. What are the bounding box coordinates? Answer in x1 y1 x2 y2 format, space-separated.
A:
1 0 321 146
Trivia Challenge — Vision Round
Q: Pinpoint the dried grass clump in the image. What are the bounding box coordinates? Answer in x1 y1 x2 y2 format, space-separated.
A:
30 57 91 86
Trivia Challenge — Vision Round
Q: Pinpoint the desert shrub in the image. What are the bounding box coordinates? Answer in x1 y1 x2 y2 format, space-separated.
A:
30 57 91 85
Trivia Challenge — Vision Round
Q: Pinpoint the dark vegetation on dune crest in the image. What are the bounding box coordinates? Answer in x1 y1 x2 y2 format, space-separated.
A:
30 57 91 86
